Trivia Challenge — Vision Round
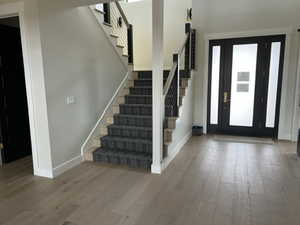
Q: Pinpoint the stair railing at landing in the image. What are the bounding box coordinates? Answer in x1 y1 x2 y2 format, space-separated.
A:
96 1 133 64
163 23 196 156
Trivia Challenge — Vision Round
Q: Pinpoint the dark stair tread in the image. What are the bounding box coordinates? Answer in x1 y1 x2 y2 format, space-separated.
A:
125 95 152 104
93 148 152 169
108 124 152 131
135 78 167 81
101 135 152 144
136 76 190 80
126 94 179 98
125 95 179 106
136 76 190 81
120 104 172 107
129 87 185 93
94 148 151 158
130 86 152 89
114 114 152 119
113 114 152 127
120 104 174 111
120 103 152 107
126 94 152 97
136 70 191 80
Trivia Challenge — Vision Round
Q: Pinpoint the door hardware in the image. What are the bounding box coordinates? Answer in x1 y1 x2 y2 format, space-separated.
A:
224 92 230 103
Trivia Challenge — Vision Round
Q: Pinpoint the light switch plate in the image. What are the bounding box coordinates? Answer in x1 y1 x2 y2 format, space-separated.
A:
66 96 76 104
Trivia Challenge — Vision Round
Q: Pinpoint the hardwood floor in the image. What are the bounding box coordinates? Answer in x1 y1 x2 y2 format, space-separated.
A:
0 135 300 225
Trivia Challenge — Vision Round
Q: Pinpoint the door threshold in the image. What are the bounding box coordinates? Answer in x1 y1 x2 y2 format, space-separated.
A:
213 135 275 145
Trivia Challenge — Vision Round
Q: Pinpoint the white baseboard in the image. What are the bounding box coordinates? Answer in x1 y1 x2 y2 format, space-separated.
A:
52 155 83 178
34 169 54 179
151 163 162 174
162 131 192 170
278 132 292 141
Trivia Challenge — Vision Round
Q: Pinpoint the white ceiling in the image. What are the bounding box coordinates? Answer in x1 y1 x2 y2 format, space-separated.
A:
193 0 300 33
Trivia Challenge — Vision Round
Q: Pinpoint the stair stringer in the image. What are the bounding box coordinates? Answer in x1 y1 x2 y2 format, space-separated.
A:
81 70 138 161
162 73 195 170
89 5 129 68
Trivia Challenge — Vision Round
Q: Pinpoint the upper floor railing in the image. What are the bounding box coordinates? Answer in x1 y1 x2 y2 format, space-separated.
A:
102 1 133 64
163 23 196 118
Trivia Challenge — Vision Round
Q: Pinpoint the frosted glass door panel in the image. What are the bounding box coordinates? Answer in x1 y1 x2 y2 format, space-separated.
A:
266 42 281 128
229 44 258 127
210 46 221 124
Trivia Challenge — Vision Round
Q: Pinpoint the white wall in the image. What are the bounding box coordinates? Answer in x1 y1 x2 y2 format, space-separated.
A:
121 0 192 70
192 0 300 141
0 0 129 177
37 0 126 171
0 0 55 177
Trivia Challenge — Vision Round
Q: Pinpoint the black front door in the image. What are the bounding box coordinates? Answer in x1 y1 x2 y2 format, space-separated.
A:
207 35 285 138
0 23 32 163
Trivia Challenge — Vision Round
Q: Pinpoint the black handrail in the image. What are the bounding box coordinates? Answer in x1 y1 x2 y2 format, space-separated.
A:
163 33 189 97
163 23 196 118
103 3 111 24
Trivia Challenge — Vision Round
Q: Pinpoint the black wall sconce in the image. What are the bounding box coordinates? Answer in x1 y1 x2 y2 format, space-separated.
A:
187 8 192 21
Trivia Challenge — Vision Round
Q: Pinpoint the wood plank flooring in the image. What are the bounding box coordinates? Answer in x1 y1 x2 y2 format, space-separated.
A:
0 135 300 225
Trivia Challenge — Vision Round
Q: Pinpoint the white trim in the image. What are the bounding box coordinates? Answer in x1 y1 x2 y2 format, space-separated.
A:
204 27 293 40
278 31 292 140
203 27 293 140
34 169 54 179
0 2 53 177
151 0 164 175
52 155 83 178
81 70 132 155
291 31 300 142
203 37 209 134
151 164 162 174
18 6 40 176
162 131 192 170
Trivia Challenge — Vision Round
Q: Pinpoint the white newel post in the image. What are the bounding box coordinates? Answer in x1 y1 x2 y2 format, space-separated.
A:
152 0 164 174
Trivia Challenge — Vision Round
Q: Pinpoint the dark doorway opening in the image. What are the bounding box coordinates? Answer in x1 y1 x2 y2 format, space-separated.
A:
207 35 285 138
0 17 32 165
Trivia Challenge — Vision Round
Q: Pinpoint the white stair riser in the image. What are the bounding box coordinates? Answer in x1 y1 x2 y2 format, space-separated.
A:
164 129 173 143
132 72 138 80
113 106 120 114
117 96 125 104
100 126 108 136
106 117 114 124
181 78 189 88
83 152 93 161
167 118 176 129
103 25 113 34
91 138 101 147
125 80 134 88
180 88 186 96
122 55 128 64
116 47 124 56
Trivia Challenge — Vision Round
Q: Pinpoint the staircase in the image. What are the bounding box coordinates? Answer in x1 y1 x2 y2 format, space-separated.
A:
83 2 196 171
93 71 190 170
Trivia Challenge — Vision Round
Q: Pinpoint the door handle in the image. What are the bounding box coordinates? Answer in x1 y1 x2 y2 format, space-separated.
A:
0 143 3 150
224 92 230 103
